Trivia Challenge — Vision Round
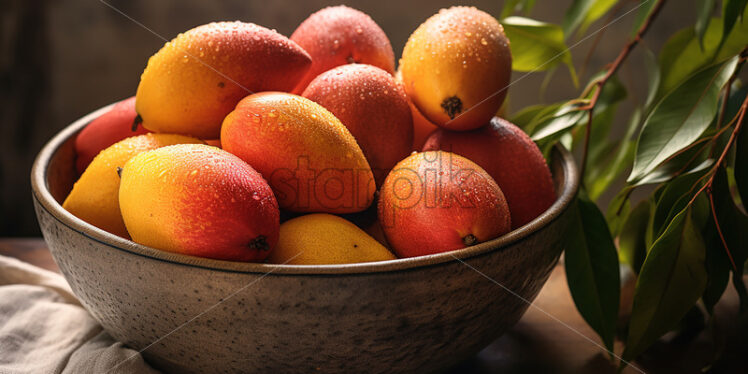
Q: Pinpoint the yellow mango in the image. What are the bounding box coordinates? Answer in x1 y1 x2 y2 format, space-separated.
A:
268 214 396 265
62 133 203 238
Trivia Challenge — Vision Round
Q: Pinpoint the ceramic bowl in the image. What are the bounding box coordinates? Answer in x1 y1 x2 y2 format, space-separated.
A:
32 103 579 374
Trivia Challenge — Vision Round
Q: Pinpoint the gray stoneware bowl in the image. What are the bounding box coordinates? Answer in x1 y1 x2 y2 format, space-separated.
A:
32 104 579 374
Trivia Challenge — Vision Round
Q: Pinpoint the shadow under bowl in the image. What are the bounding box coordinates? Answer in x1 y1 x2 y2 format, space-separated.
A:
31 103 579 374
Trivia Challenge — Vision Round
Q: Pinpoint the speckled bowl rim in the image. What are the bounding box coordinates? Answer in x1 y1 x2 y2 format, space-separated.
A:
32 102 579 275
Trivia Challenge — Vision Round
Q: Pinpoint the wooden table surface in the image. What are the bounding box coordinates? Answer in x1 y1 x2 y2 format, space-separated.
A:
2 238 746 374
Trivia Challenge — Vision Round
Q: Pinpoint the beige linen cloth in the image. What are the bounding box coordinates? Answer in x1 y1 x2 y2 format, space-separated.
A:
0 255 159 374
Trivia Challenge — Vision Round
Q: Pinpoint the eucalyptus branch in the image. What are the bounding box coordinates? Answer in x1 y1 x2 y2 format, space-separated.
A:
687 94 748 207
578 0 668 178
699 95 748 273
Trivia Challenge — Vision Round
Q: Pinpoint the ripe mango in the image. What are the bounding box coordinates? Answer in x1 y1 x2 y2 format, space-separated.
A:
423 117 556 228
74 96 150 174
302 64 412 186
63 133 203 238
378 151 511 257
268 213 396 265
400 7 512 131
119 144 279 262
290 6 395 93
221 92 375 214
136 22 312 139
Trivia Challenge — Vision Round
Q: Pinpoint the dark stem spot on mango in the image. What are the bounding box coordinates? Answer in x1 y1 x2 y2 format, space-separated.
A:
132 114 143 132
441 96 462 119
248 235 269 251
116 167 123 178
462 234 477 246
217 81 225 88
353 244 358 248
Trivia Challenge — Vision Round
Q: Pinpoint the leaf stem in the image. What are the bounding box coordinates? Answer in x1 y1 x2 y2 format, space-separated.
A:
579 0 668 178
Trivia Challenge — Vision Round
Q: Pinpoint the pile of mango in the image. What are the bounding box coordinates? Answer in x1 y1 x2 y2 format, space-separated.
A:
64 6 555 264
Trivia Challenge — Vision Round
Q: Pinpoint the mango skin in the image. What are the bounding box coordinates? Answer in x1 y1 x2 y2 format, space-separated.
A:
302 64 412 186
136 21 312 139
74 97 150 174
63 133 203 238
119 144 280 262
409 98 440 150
378 151 511 258
221 92 375 214
290 5 395 93
395 68 439 150
400 7 512 131
268 213 396 265
423 117 556 228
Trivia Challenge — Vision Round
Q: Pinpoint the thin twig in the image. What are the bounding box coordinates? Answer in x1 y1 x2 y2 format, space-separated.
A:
579 0 668 178
708 190 738 272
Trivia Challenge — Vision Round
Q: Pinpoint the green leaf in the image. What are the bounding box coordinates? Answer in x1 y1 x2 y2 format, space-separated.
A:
633 157 713 187
587 106 637 200
658 6 748 95
586 78 627 163
564 191 620 352
628 58 738 182
649 169 710 240
606 187 632 237
619 199 651 274
530 102 587 141
578 0 618 36
623 197 709 361
695 0 717 49
500 0 537 18
501 0 522 19
562 0 596 37
510 103 562 131
502 17 578 85
657 27 696 92
721 0 748 49
643 47 660 110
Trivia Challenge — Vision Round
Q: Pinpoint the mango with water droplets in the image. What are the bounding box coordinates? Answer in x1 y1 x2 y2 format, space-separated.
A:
63 133 203 238
378 151 511 257
400 7 512 131
268 213 396 265
135 22 311 139
302 64 412 186
290 6 395 93
221 92 376 214
119 144 280 262
423 117 555 228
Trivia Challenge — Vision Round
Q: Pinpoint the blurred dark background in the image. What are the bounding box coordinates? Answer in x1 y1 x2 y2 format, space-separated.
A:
1 0 698 236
